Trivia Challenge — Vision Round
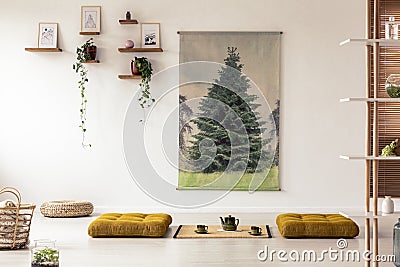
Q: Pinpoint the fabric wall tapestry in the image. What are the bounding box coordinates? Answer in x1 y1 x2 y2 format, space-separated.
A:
178 32 280 191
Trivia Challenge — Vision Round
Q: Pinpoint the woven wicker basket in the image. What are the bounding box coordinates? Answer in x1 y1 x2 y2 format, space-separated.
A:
40 200 93 218
0 187 35 250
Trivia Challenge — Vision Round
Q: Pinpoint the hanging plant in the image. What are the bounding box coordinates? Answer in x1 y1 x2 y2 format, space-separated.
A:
381 139 400 156
132 56 154 108
72 38 96 148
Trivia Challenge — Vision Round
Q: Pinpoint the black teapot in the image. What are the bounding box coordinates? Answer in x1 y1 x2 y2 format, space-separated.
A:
219 215 239 231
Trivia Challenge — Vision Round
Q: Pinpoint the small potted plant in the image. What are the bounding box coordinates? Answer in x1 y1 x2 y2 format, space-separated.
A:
75 38 97 62
381 139 400 156
131 57 154 108
31 240 59 267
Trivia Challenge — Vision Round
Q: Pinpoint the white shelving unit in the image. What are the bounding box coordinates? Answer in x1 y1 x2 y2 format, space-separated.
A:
340 155 400 160
340 38 400 46
340 97 400 102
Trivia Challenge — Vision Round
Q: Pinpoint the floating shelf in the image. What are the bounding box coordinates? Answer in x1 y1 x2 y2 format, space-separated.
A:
340 155 400 160
339 210 400 218
80 32 100 35
25 48 62 52
118 74 142 79
340 38 400 46
118 47 163 52
119 19 138 24
340 97 400 102
84 60 100 63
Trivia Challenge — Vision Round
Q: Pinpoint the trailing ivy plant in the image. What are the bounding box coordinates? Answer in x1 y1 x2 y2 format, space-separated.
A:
72 38 95 148
134 56 154 108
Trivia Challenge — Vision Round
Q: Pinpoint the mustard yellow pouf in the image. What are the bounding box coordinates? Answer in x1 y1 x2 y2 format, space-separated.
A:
88 213 172 238
276 213 359 238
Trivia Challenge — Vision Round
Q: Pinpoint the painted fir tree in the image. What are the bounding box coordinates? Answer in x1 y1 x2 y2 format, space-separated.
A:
188 47 267 173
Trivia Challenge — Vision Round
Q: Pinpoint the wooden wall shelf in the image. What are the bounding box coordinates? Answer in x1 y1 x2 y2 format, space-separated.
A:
25 48 62 52
84 60 100 63
119 19 138 24
80 32 100 35
118 75 141 79
118 48 163 52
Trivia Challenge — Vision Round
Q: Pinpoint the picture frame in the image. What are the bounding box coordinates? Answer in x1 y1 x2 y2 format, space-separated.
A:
141 23 161 48
81 6 101 33
38 23 58 48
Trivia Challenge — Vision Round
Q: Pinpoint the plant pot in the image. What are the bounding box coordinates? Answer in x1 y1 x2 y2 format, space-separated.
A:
131 60 141 75
394 145 400 156
86 45 97 60
386 74 400 98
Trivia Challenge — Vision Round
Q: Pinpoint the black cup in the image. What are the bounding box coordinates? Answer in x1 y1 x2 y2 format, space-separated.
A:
250 226 261 234
197 225 208 232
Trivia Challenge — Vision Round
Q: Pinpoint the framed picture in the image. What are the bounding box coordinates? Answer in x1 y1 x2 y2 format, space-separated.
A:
38 23 58 48
81 6 101 33
141 23 161 48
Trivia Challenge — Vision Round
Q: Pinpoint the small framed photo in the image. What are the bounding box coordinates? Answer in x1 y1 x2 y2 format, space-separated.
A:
38 23 58 48
81 6 101 33
141 23 161 48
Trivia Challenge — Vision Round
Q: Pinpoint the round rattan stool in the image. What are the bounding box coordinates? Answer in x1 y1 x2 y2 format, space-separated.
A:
40 200 93 218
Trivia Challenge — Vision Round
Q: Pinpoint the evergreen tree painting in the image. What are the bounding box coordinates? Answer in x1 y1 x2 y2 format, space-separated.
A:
178 32 281 191
187 47 269 174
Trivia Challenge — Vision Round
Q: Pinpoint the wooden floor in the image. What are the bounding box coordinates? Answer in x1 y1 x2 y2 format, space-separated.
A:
0 212 397 266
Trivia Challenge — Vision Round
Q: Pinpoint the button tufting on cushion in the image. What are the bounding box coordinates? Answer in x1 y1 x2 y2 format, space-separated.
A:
276 213 359 238
88 213 172 237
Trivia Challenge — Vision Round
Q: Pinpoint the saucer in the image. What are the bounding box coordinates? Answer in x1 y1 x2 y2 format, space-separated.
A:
248 231 262 236
194 230 208 234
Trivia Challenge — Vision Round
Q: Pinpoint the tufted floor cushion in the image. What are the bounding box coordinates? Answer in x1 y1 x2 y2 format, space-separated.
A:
276 213 359 238
88 213 172 238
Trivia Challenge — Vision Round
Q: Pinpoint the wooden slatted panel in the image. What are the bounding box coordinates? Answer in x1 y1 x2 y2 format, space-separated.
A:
369 0 400 197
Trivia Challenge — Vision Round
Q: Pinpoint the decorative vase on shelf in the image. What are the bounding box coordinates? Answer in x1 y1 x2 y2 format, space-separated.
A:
125 40 134 48
385 16 399 40
31 239 59 267
86 45 97 60
394 219 400 267
386 74 400 98
126 11 131 20
131 60 141 76
382 196 394 214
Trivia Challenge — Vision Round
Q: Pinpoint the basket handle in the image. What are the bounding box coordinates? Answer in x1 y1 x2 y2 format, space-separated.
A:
0 186 22 205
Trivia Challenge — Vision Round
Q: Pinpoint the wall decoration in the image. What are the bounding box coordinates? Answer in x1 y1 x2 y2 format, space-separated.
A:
141 23 160 48
38 23 58 48
178 31 281 191
81 6 101 33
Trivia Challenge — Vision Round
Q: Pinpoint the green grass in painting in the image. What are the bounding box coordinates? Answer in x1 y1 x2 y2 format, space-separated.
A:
178 166 279 191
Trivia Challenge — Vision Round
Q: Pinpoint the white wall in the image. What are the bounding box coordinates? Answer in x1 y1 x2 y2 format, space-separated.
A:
0 0 367 212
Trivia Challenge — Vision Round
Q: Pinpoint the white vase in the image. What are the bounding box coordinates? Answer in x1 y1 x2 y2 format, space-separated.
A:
382 196 394 214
